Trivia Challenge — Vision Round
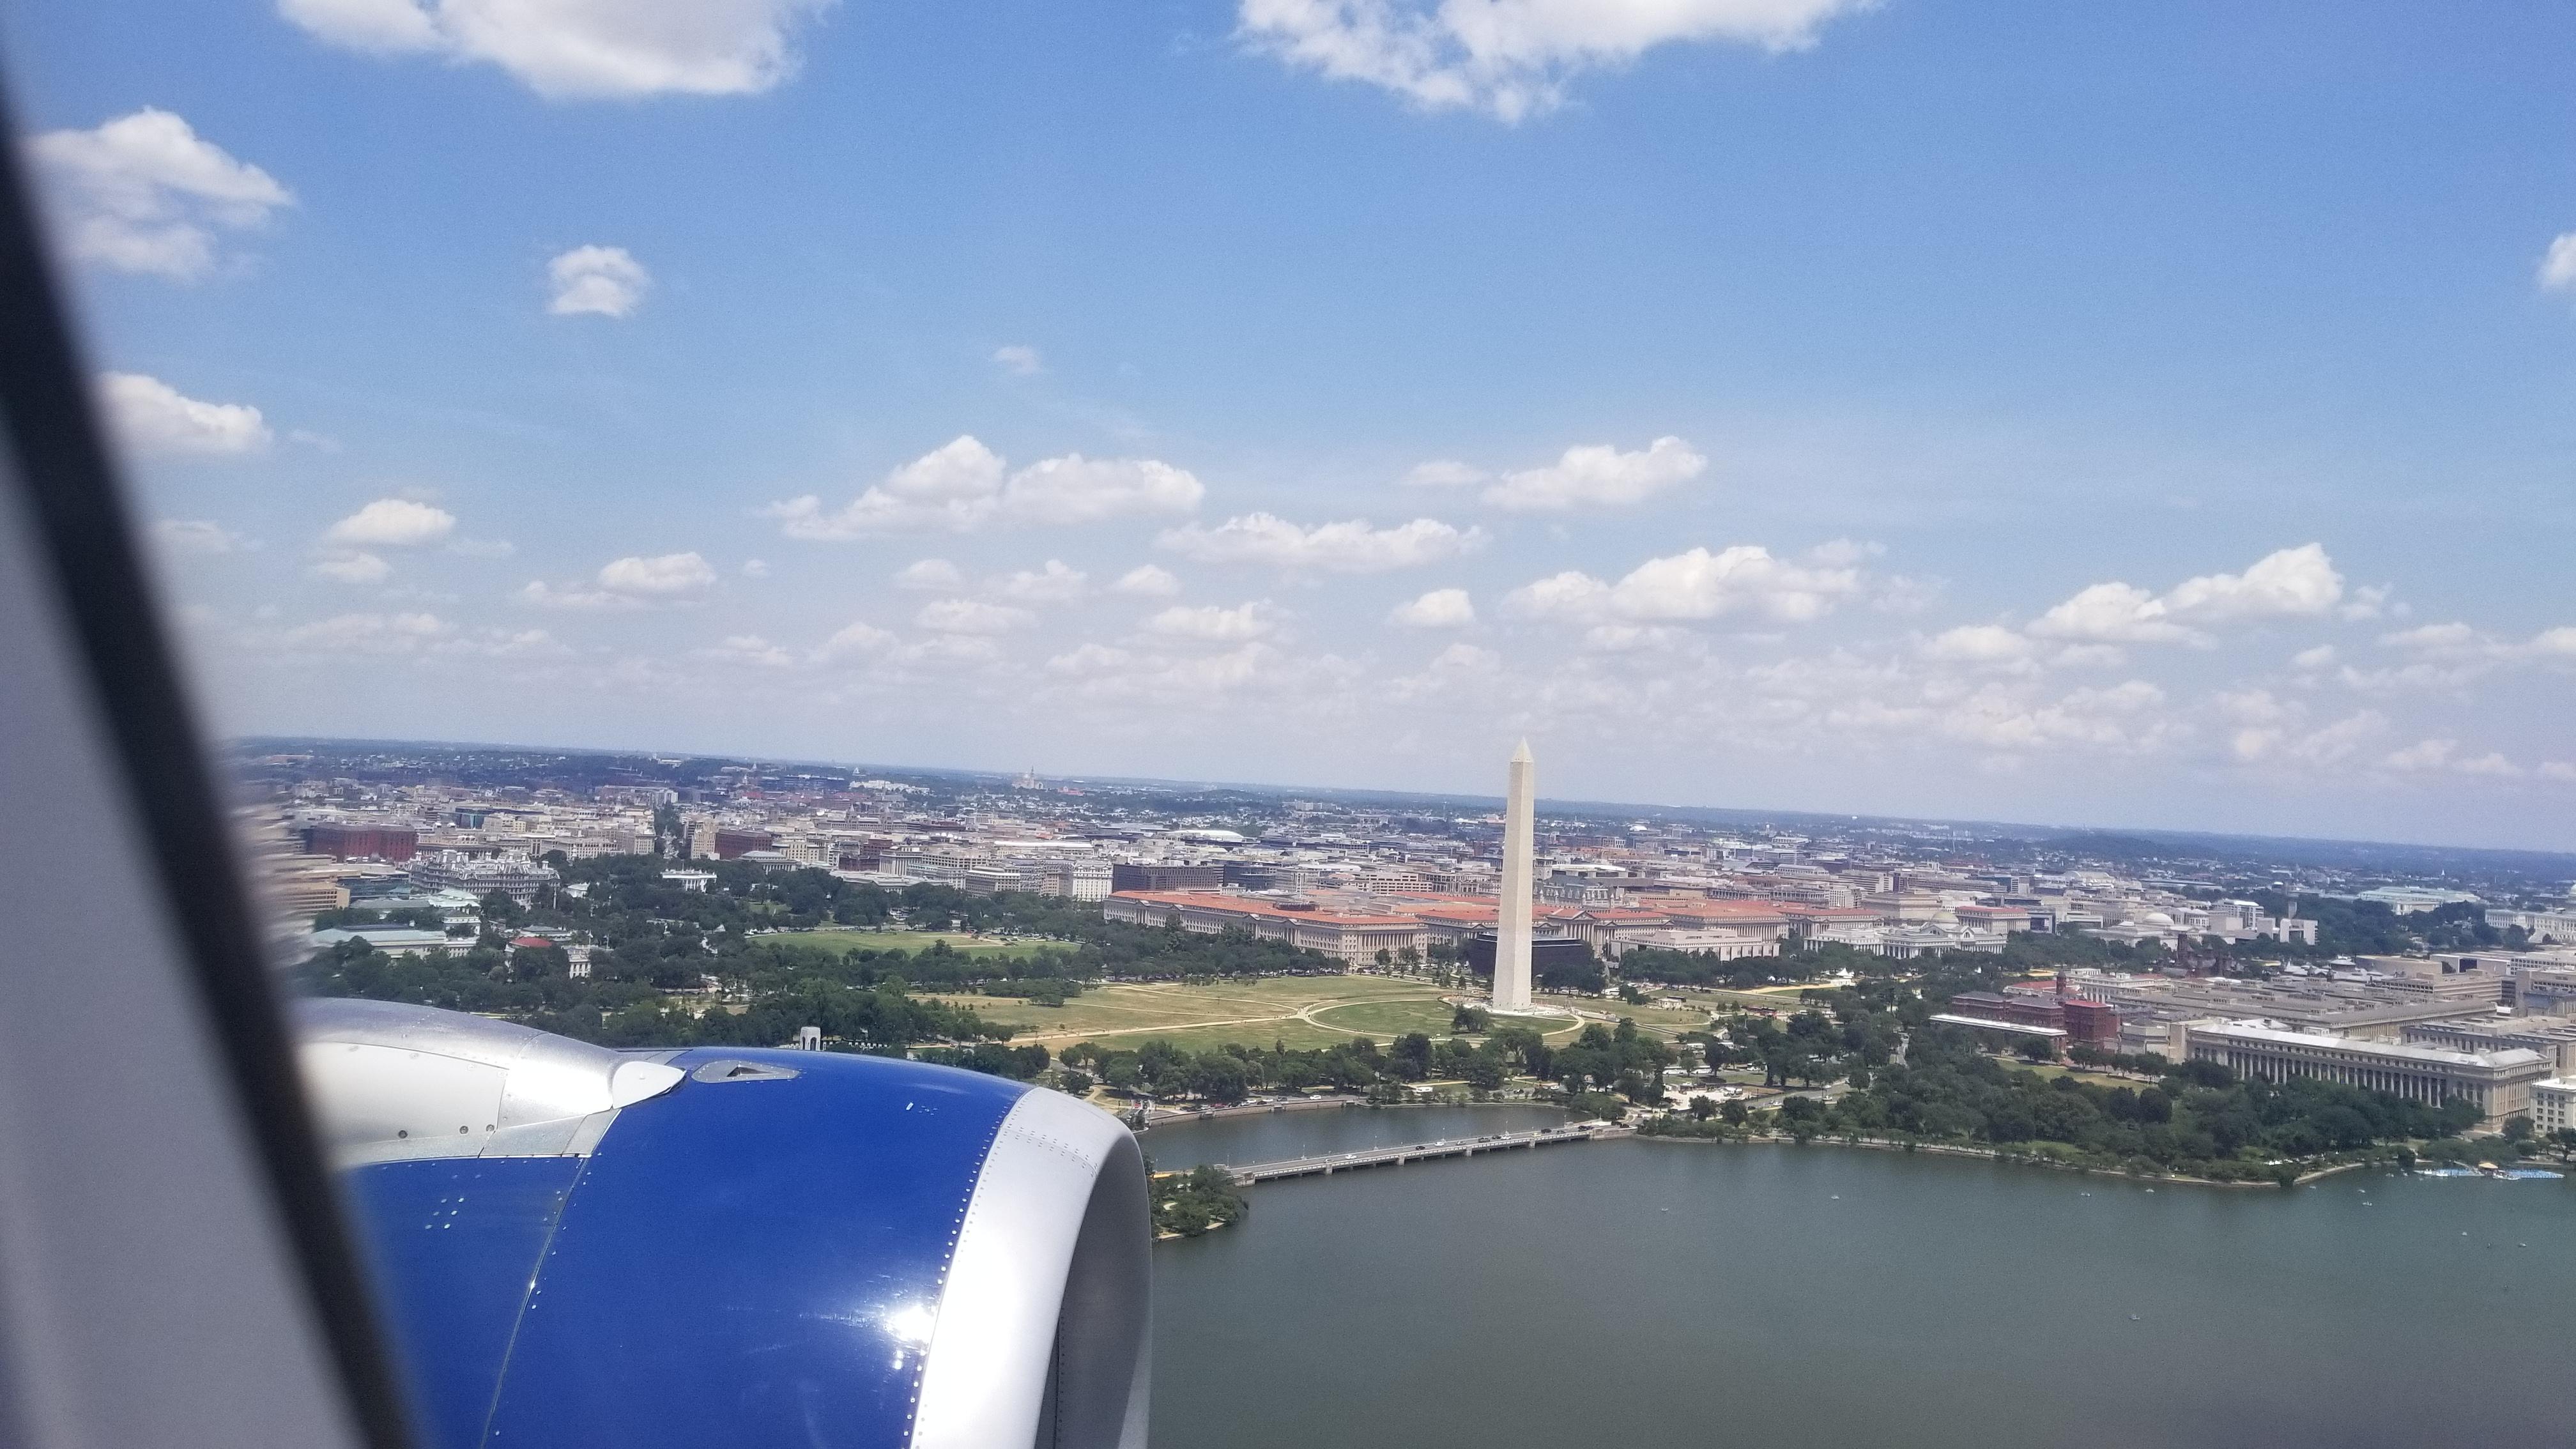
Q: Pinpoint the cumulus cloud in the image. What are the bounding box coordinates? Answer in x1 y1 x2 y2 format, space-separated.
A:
277 0 835 98
2542 233 2576 295
1238 0 1869 122
2382 739 2520 778
1921 624 2036 671
1938 679 2176 756
27 110 291 279
524 551 716 608
813 620 897 662
694 634 795 668
2028 582 2197 647
99 372 271 457
1390 587 1476 629
547 245 650 318
916 598 1034 634
1144 601 1283 642
993 344 1043 375
2162 543 2343 624
1508 544 1862 625
2030 544 2343 646
2368 622 2576 680
311 551 391 584
1482 436 1706 512
326 498 456 548
276 611 449 653
599 551 717 595
1402 459 1486 488
155 519 254 555
893 557 966 592
765 436 1204 538
1112 564 1182 597
1008 455 1207 526
1156 513 1486 573
995 560 1088 602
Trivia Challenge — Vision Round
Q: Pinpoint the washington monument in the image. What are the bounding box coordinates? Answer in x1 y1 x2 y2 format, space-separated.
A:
1492 739 1535 1012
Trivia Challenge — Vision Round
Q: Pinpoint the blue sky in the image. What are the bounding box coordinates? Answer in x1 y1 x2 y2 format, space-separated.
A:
8 1 2576 849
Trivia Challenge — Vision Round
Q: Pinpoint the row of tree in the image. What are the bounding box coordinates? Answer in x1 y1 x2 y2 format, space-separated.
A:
1647 1027 2486 1183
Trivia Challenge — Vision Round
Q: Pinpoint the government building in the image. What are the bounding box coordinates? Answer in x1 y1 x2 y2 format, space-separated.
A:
2182 1020 2550 1131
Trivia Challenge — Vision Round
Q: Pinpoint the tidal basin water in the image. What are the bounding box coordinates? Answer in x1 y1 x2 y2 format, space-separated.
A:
1144 1107 2575 1449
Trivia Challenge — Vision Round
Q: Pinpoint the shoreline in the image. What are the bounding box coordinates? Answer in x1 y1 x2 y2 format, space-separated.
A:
1632 1129 2391 1190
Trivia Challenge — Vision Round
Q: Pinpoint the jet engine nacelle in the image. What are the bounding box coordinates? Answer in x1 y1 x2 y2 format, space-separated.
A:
295 999 1151 1449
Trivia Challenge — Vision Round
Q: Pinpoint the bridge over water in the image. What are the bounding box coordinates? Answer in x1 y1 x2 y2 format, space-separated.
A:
1222 1123 1630 1186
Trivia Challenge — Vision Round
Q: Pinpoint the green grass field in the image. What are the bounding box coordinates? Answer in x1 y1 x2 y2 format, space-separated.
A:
764 928 1044 959
1304 997 1469 1039
916 975 1604 1054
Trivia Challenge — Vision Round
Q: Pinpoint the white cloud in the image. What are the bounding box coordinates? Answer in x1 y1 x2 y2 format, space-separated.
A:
2161 543 2343 625
525 551 716 609
27 109 292 279
1144 601 1282 642
695 634 795 668
765 436 1203 538
598 551 717 596
893 557 967 591
2364 622 2576 680
311 551 392 585
1482 436 1706 512
2290 644 2338 671
1427 641 1499 673
1046 642 1133 677
1938 679 2176 756
99 372 271 457
2382 739 2520 778
1005 455 1206 526
813 620 897 662
2028 581 2196 646
993 344 1043 375
519 580 635 611
2541 761 2576 784
2227 708 2388 770
1238 0 1868 122
2032 545 2343 647
1510 544 1862 625
2379 622 2487 659
995 560 1088 602
1111 564 1182 597
740 558 770 578
1389 587 1476 628
2541 233 2576 294
277 611 448 652
547 245 650 318
1921 624 2035 671
916 598 1034 634
434 627 567 659
325 498 456 548
1157 513 1486 572
155 519 254 555
2338 583 2393 621
277 0 835 99
1402 459 1486 488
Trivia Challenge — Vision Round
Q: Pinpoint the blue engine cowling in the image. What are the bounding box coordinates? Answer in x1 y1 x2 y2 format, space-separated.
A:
295 1000 1151 1449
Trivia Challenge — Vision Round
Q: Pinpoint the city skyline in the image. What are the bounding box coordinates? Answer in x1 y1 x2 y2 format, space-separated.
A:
11 4 2576 850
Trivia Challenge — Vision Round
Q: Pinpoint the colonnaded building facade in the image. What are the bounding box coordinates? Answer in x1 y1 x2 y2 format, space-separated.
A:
2182 1019 2551 1131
